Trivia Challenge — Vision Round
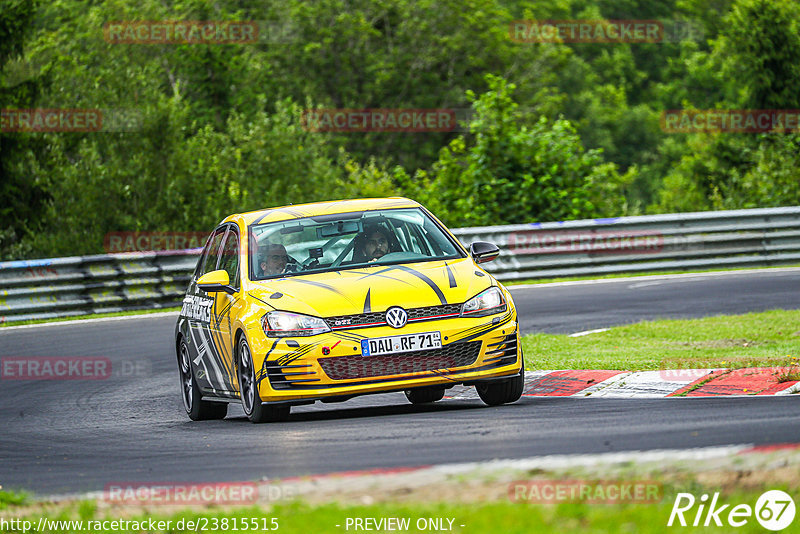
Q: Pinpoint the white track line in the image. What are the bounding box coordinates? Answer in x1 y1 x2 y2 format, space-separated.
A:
508 266 800 290
0 311 179 331
568 328 610 337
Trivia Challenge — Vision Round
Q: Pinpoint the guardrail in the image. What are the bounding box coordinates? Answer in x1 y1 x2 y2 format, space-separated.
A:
2 206 799 323
0 251 199 323
452 206 800 280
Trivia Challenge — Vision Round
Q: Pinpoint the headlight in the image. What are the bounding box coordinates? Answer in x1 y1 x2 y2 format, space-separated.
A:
262 311 331 337
461 287 507 317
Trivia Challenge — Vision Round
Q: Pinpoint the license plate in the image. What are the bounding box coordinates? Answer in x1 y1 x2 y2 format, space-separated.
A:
360 331 442 357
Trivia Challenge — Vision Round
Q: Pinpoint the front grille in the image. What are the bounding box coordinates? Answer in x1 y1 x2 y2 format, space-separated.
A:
407 304 462 320
325 303 462 330
325 311 386 329
318 341 482 380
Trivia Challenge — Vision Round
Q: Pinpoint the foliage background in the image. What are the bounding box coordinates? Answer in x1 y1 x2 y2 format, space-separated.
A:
1 0 799 259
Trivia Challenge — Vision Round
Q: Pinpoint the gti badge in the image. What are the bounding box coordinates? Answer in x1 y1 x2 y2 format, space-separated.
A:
385 306 408 329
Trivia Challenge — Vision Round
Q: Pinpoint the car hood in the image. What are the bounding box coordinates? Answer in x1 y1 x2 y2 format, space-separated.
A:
248 258 492 317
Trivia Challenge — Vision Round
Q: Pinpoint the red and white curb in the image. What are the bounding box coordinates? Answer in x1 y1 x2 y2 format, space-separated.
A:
444 368 799 399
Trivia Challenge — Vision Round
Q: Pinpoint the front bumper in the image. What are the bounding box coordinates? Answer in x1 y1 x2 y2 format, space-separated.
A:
251 312 521 403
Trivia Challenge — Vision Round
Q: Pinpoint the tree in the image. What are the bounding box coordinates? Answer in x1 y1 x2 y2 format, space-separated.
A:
0 0 47 259
403 75 632 227
716 0 800 110
656 0 800 212
25 97 362 257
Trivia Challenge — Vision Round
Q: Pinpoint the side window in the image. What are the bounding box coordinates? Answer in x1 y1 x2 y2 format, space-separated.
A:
193 231 215 277
383 223 405 253
219 228 240 288
198 227 226 277
423 218 458 256
389 219 430 256
403 221 432 256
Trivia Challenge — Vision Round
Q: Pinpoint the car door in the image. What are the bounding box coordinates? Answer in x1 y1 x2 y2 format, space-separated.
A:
209 225 242 394
183 226 229 395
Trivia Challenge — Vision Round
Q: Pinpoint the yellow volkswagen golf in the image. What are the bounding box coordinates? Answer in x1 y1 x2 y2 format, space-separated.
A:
175 197 523 423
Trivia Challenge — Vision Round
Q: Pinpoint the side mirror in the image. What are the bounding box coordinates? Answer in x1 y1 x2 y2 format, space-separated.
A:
197 269 235 294
469 241 500 264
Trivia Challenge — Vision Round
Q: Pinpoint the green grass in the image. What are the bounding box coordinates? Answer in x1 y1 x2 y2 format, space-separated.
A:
521 309 800 371
0 489 28 509
503 263 800 286
777 369 800 382
1 488 789 533
0 307 181 328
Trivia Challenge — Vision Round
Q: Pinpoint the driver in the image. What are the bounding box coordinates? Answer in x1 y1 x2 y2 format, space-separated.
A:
259 243 288 276
354 225 394 262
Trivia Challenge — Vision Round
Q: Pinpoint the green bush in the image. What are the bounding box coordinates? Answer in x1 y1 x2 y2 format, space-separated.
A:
402 75 633 226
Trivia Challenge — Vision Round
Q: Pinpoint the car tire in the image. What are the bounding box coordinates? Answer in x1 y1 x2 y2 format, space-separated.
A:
178 338 228 421
476 356 525 406
404 386 445 404
237 336 290 424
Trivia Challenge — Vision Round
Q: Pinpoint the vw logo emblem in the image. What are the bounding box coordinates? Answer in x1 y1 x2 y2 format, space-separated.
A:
385 306 408 329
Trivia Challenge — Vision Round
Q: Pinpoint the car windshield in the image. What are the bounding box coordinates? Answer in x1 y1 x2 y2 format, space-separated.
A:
249 207 464 280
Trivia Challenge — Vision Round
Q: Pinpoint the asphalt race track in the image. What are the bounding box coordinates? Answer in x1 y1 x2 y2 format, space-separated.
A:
1 268 799 495
510 267 800 334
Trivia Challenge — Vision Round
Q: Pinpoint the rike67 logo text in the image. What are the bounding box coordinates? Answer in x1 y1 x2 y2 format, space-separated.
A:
668 490 795 531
